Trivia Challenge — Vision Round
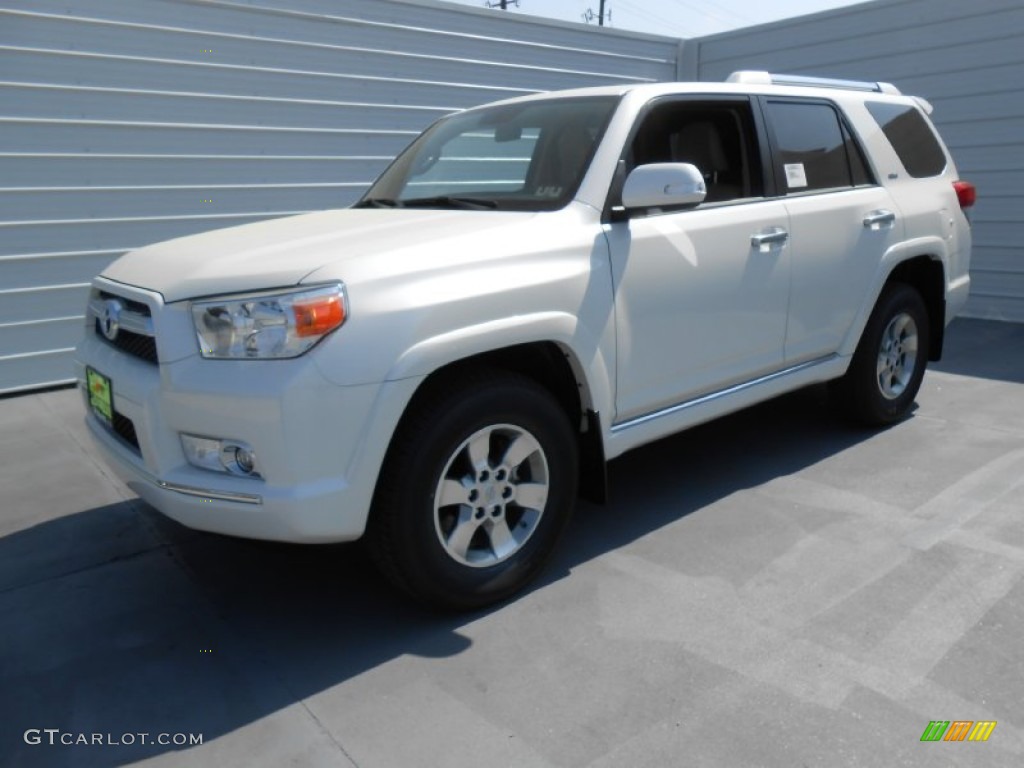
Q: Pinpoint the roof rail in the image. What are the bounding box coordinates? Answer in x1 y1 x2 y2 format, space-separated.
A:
726 70 901 95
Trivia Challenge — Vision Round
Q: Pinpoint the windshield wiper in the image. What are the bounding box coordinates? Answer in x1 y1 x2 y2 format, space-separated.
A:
399 195 499 210
352 198 401 208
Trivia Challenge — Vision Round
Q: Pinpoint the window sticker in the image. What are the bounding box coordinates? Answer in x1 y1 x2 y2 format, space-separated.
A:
784 163 808 188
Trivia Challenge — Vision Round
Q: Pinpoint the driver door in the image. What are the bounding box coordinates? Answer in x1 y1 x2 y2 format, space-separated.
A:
606 99 791 424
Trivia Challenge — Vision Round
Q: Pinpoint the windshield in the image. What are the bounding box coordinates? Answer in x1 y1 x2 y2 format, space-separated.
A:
358 96 620 212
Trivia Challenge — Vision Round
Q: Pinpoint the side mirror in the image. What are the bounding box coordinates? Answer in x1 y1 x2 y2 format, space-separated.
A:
621 163 706 210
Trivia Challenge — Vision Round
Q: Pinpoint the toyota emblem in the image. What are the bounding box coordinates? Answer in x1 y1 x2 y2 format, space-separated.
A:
100 298 123 341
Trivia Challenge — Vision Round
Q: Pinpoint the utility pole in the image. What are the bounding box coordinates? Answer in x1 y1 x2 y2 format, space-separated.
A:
582 1 610 26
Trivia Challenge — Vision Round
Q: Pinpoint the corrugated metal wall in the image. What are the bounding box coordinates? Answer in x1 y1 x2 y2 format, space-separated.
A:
687 0 1024 323
3 0 1022 395
0 0 680 394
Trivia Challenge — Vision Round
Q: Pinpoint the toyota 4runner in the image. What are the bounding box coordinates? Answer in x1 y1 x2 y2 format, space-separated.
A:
75 71 975 609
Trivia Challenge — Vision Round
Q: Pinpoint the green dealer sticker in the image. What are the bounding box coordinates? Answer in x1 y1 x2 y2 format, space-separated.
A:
86 367 113 426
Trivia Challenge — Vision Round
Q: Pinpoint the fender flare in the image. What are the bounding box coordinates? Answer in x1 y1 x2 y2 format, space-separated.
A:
838 236 949 358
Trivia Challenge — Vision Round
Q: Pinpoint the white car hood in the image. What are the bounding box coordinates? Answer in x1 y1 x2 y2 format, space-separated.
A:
102 208 542 303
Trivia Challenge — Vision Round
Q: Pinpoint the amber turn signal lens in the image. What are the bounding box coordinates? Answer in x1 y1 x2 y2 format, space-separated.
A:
293 295 345 337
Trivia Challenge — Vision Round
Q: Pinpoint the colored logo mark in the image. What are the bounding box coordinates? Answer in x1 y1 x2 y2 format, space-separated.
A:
920 721 996 742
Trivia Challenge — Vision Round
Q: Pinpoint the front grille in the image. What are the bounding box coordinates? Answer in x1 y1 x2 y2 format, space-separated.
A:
112 409 141 453
94 319 159 363
89 289 160 364
98 290 150 317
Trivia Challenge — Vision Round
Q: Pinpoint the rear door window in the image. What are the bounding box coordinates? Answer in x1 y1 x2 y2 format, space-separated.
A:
766 101 873 193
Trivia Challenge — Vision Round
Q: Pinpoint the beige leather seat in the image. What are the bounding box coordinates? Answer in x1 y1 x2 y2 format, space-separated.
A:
670 122 741 202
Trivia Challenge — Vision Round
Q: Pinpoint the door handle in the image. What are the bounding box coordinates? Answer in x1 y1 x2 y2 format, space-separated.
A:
863 210 896 229
750 227 789 248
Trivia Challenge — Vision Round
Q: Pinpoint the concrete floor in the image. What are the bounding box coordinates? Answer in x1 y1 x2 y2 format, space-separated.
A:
1 317 1022 768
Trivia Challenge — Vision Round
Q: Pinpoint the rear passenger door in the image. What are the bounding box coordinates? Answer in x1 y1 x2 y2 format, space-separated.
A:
762 99 903 364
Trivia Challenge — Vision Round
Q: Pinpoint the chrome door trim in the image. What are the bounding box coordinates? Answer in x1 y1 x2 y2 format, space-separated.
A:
611 354 837 434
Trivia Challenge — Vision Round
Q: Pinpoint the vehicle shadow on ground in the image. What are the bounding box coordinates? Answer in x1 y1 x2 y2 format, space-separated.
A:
0 385 881 767
930 317 1024 384
558 385 867 564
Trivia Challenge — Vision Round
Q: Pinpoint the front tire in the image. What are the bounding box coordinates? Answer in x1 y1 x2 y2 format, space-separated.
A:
834 281 930 426
367 369 578 610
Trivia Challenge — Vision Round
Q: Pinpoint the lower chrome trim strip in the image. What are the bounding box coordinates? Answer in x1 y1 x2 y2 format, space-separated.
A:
611 355 837 434
156 480 263 505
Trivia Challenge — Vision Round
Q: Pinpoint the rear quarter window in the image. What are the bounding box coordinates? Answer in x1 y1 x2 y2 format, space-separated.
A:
865 101 947 178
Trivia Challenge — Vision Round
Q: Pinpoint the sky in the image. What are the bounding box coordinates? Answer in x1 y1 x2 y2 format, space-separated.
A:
436 0 872 39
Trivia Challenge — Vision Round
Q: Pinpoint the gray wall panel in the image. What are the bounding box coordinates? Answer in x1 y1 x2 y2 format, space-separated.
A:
971 272 1024 303
972 247 1022 274
2 86 454 131
0 317 83 357
2 155 388 187
695 0 1015 65
0 215 309 258
0 0 680 393
1 120 416 161
0 48 537 106
3 6 672 82
3 0 1020 394
0 252 133 292
2 186 354 223
971 223 1021 249
694 0 1024 322
228 0 679 60
0 286 91 325
0 352 82 394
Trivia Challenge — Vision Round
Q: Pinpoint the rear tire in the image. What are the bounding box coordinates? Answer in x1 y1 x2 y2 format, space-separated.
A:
366 369 578 610
833 281 930 426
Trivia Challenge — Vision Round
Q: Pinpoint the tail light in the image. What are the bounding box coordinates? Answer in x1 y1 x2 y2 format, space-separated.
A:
953 180 976 210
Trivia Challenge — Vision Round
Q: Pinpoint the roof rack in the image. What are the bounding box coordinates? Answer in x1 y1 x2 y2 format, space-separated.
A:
726 70 901 95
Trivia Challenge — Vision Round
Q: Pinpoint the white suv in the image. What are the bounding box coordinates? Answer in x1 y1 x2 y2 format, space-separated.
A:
75 71 975 609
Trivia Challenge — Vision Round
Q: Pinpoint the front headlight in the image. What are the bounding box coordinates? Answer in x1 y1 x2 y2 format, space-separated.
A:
191 283 347 359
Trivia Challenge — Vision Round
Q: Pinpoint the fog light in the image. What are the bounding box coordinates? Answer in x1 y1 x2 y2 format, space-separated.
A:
181 434 261 478
220 441 260 477
233 446 257 475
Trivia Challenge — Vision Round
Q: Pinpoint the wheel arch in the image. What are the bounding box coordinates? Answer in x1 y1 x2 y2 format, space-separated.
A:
385 341 608 504
842 244 948 363
885 255 946 361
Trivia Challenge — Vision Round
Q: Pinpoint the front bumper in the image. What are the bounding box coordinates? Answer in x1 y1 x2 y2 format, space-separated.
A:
74 280 419 543
83 409 359 541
